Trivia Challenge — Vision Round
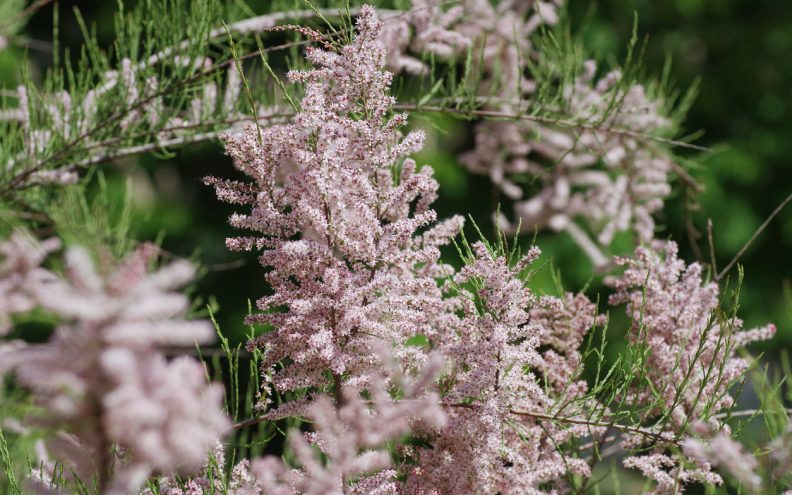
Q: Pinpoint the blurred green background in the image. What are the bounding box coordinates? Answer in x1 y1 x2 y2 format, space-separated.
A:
2 0 790 353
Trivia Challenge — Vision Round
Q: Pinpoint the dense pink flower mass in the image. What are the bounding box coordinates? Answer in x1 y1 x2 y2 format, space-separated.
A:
622 453 723 494
610 241 775 492
0 236 228 494
379 2 679 267
206 5 462 414
4 4 781 495
383 0 562 92
252 352 447 495
207 7 613 493
462 61 675 266
610 241 774 425
151 353 446 495
404 243 603 494
682 427 761 490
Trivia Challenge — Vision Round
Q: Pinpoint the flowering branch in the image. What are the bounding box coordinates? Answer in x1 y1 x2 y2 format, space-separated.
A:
231 402 672 444
394 103 710 152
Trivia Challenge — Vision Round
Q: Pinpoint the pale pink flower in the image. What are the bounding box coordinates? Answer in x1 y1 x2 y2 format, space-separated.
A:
381 0 469 75
610 241 775 425
768 421 792 480
382 0 562 94
251 353 446 495
206 5 462 415
682 430 761 491
405 243 602 494
1 240 228 493
463 61 676 265
622 453 723 495
611 242 774 492
161 351 446 495
0 231 60 335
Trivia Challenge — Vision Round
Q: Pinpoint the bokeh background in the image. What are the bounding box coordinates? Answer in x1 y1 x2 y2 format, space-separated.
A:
2 0 790 356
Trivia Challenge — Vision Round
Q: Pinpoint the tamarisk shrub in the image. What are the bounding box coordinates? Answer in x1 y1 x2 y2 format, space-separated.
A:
207 6 617 493
0 1 783 494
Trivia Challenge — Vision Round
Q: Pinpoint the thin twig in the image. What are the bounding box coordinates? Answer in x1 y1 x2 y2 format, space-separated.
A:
230 416 265 431
577 435 619 451
0 0 53 31
713 408 792 419
509 409 670 443
80 132 228 165
205 259 249 272
395 103 711 152
229 401 673 445
707 218 718 276
683 184 704 262
6 35 54 52
68 111 290 168
670 161 704 193
716 190 792 281
563 222 609 268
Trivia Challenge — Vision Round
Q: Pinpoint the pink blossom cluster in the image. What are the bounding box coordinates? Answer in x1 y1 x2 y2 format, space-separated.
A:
202 8 780 488
207 6 779 493
251 352 447 495
206 5 462 417
380 0 678 265
0 234 228 495
610 241 775 425
381 0 470 75
624 417 792 494
463 62 675 266
403 242 604 494
383 0 562 95
609 241 775 492
769 422 792 482
622 453 724 494
0 230 60 333
207 7 613 493
148 352 446 495
682 426 761 490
